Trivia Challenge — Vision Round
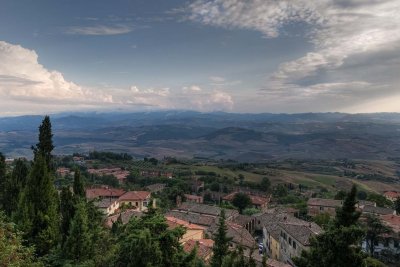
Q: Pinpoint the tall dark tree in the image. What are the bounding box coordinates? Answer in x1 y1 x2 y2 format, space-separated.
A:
64 200 92 263
60 187 75 245
211 209 232 267
73 168 85 198
2 159 29 216
335 184 360 227
32 115 54 171
364 214 391 256
0 153 6 210
259 177 271 192
15 154 59 256
232 192 252 214
394 198 400 214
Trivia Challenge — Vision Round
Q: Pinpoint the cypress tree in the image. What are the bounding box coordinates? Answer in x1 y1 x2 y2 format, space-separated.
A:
0 153 6 209
211 209 232 267
3 159 29 216
64 200 92 263
15 154 59 256
32 115 54 171
335 184 361 227
60 187 75 245
73 168 85 198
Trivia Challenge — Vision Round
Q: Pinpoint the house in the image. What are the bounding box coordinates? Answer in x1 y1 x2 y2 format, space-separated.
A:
184 194 203 204
278 222 323 265
384 191 400 202
223 192 270 211
118 191 152 211
85 187 126 200
146 183 166 193
307 198 343 217
232 214 256 234
165 210 216 227
174 202 239 220
165 216 206 243
362 205 396 216
183 239 214 263
56 167 73 177
105 209 144 228
94 198 119 216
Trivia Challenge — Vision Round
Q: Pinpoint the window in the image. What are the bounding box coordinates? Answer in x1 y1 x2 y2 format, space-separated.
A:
289 237 292 246
293 241 296 249
136 202 138 206
394 240 399 248
320 206 324 211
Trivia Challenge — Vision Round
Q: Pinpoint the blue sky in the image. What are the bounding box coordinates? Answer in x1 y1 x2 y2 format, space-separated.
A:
0 0 399 115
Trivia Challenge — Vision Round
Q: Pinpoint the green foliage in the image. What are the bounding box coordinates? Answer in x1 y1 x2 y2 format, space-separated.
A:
211 210 232 267
364 257 387 267
15 155 60 256
357 190 367 200
273 184 288 198
32 116 54 171
394 198 400 214
60 187 75 245
259 177 271 192
363 214 391 256
313 212 331 228
73 169 85 198
367 193 393 208
64 201 92 263
88 151 132 161
243 207 261 216
232 192 252 214
0 212 42 267
0 153 6 211
334 190 347 200
335 185 360 227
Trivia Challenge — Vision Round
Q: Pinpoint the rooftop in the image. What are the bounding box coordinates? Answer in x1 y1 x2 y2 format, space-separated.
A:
176 202 238 218
165 216 206 231
362 205 395 215
380 214 400 233
223 192 270 205
384 191 400 198
119 191 151 201
105 210 144 228
85 187 126 199
183 239 214 261
279 222 323 246
166 210 216 226
307 198 342 208
94 198 117 209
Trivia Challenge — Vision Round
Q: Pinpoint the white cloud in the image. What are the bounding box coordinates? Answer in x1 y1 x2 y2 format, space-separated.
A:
186 0 400 112
0 41 234 115
66 24 133 35
209 76 225 82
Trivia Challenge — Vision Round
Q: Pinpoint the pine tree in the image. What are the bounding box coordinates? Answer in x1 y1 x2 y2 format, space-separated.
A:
15 154 59 256
64 200 91 263
0 153 6 210
2 159 29 216
335 184 361 227
73 168 85 198
211 209 232 267
32 116 54 171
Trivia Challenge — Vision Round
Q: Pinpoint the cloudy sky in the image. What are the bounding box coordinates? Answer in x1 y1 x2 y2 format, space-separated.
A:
0 0 399 115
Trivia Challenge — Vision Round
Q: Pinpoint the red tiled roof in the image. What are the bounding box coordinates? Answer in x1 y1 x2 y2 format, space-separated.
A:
119 191 151 201
380 214 400 233
86 187 126 199
184 194 202 200
165 216 206 230
384 191 400 198
183 239 214 261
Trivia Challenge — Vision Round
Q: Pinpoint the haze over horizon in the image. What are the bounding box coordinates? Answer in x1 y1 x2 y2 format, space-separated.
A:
1 0 400 116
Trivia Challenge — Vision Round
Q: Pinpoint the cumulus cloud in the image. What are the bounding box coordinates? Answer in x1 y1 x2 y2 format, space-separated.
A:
65 24 133 35
0 41 234 115
186 0 400 112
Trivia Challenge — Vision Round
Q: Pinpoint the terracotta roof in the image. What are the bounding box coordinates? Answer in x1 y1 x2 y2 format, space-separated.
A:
380 214 400 233
223 192 269 206
85 187 126 199
184 194 203 201
307 198 342 208
183 239 214 261
94 198 117 209
279 222 323 246
384 191 400 198
119 191 151 201
362 205 395 215
176 202 238 218
165 216 206 230
233 214 253 226
208 221 256 249
166 210 216 226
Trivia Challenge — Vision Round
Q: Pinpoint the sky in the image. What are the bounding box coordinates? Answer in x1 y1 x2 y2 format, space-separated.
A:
0 0 399 116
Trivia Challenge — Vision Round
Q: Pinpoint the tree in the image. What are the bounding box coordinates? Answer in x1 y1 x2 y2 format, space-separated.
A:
364 214 391 256
64 200 92 263
314 212 331 229
334 190 347 200
0 153 6 210
211 209 232 267
73 168 85 198
259 177 271 192
232 192 252 214
15 154 59 256
335 184 360 227
394 198 400 214
238 174 245 185
357 190 367 200
2 159 29 216
32 115 54 171
60 187 75 245
0 212 42 266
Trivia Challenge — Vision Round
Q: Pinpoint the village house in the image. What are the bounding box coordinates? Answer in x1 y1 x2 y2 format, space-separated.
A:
174 202 239 221
232 214 256 234
184 194 204 204
94 198 119 216
165 216 206 243
307 198 343 217
183 239 214 264
118 191 152 211
165 210 216 227
223 192 270 212
362 205 396 216
278 222 323 265
104 209 144 228
85 187 126 200
384 191 400 202
56 167 73 177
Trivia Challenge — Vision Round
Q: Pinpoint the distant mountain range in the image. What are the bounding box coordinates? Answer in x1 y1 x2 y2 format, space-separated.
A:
1 111 400 161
